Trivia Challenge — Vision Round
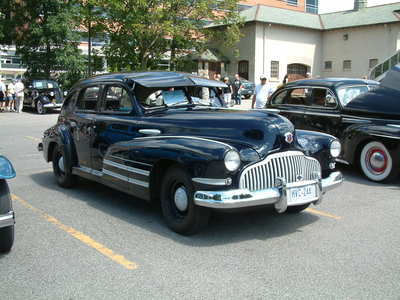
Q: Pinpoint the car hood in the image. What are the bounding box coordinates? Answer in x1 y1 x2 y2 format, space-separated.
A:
142 107 296 158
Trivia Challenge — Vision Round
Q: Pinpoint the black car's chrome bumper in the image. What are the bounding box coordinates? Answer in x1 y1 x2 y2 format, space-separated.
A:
0 211 15 228
43 103 62 108
194 171 343 211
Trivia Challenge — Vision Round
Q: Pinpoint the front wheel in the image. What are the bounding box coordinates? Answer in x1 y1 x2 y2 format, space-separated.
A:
52 145 77 188
160 166 210 235
0 226 14 253
36 101 46 114
359 141 399 182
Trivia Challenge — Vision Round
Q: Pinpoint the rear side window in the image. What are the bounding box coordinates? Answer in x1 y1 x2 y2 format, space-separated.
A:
76 86 100 111
271 88 310 106
270 90 288 105
102 86 132 113
310 88 337 108
61 91 77 115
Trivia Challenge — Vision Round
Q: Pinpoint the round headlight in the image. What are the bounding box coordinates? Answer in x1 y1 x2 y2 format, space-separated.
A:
224 150 241 172
330 140 341 158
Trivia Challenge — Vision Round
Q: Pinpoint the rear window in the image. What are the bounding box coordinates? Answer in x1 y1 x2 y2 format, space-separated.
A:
76 86 100 111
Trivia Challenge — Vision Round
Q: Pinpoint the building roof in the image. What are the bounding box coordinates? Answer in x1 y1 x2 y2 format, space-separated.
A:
210 3 400 31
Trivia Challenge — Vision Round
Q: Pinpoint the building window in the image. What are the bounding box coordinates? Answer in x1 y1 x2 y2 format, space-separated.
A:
270 61 279 79
343 60 352 71
286 0 298 6
324 61 332 71
369 58 378 69
306 0 318 14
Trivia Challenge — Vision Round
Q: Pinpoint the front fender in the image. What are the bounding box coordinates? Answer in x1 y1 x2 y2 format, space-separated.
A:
342 124 400 164
0 156 16 180
295 130 337 173
105 136 236 179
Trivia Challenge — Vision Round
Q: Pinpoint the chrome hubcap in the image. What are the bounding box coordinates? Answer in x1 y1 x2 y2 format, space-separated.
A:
174 187 188 212
370 152 385 170
58 156 65 173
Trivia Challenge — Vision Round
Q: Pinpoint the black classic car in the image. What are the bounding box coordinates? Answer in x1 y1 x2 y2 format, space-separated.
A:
24 79 64 114
38 71 343 234
266 68 400 182
0 155 16 252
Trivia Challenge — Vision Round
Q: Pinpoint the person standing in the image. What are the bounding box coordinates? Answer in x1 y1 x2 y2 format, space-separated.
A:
14 79 24 113
251 75 274 109
6 81 16 112
0 78 6 112
232 73 243 105
222 77 232 107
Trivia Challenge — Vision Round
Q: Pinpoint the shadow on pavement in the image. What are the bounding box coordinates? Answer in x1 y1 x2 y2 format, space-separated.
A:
29 171 320 246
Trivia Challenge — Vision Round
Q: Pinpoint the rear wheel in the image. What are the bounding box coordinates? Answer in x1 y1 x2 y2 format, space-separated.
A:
0 179 14 253
52 145 76 188
286 203 310 214
160 166 210 235
359 141 399 182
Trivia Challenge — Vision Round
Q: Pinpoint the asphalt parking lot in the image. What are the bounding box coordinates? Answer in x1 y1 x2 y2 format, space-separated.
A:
1 111 400 299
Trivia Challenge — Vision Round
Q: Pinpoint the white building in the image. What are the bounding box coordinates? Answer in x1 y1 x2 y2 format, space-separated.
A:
206 0 400 86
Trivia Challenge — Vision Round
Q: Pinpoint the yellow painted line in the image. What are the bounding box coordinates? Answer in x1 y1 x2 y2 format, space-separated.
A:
25 136 41 142
12 194 138 270
306 207 342 220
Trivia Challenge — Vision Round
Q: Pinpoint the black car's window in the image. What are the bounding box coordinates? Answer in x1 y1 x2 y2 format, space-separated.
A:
187 87 222 107
270 90 288 105
286 88 310 105
102 86 132 113
33 80 59 89
61 91 77 115
337 85 370 106
135 85 189 109
309 88 337 108
76 86 100 112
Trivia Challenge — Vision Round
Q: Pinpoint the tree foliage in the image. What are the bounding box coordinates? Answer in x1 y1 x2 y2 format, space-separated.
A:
92 0 242 71
10 0 86 87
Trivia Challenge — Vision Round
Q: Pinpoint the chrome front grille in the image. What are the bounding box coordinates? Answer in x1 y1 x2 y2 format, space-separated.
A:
239 151 321 192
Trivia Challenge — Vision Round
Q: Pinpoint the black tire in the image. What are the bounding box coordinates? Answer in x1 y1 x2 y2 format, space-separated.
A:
0 179 14 253
36 101 46 114
160 166 210 235
52 145 77 188
286 203 310 214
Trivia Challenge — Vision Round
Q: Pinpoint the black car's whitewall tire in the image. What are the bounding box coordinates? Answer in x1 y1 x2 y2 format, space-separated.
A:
0 179 14 253
160 166 210 235
52 145 76 188
360 141 398 182
36 101 46 114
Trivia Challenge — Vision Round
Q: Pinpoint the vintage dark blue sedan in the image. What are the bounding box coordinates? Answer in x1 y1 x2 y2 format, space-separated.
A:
38 72 343 234
0 155 15 252
267 67 400 182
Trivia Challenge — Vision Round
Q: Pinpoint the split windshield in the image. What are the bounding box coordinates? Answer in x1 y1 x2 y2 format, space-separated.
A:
337 85 375 106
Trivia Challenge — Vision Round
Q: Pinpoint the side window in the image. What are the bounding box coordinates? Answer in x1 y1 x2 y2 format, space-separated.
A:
310 88 337 108
76 86 100 111
271 90 288 105
61 91 77 115
286 88 310 105
102 86 132 113
188 86 222 107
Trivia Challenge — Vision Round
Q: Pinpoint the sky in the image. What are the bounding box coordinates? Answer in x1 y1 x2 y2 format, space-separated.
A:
319 0 400 14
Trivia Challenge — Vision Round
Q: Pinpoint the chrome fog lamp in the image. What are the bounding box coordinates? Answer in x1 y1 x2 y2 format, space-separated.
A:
330 140 341 158
224 150 241 172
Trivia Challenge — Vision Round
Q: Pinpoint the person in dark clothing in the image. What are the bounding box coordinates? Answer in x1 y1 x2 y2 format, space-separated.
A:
232 73 243 105
222 77 232 106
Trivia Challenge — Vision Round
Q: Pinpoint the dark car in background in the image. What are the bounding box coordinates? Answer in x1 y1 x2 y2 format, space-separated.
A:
0 155 16 252
23 79 64 114
240 80 255 99
39 71 342 234
267 70 400 182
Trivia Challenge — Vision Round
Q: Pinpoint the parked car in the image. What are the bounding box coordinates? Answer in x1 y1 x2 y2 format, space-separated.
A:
266 71 400 182
0 155 16 252
38 71 343 234
240 80 255 99
23 79 64 114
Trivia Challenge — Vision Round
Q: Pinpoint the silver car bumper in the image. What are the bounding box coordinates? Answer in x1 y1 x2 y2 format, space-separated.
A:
43 103 62 108
194 171 343 211
0 211 15 228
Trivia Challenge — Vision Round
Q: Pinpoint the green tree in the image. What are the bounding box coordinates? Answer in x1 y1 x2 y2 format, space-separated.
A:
10 0 86 87
92 0 242 71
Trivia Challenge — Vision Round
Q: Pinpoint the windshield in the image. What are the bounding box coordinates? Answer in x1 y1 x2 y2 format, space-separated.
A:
33 80 59 89
337 85 371 106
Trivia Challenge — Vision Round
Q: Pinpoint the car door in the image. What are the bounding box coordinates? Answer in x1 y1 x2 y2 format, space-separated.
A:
302 87 342 137
268 88 308 129
69 85 101 169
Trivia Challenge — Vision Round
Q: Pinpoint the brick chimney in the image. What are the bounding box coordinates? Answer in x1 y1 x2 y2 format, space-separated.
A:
354 0 367 10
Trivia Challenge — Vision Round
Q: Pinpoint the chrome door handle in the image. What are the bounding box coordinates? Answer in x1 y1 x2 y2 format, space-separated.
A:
138 129 161 136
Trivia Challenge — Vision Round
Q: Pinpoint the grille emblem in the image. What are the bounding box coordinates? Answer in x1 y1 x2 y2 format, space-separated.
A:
285 132 293 144
296 174 304 182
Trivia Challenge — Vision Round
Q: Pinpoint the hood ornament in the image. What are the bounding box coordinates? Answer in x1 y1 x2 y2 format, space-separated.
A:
284 132 293 144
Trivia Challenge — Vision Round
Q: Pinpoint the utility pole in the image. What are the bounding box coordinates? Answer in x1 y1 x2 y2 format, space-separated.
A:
87 4 92 77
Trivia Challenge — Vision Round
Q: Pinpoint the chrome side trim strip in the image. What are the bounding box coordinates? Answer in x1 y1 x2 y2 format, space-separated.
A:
192 178 231 186
0 211 14 228
138 129 161 136
78 166 103 177
104 159 150 176
102 169 149 188
132 136 233 149
109 155 152 167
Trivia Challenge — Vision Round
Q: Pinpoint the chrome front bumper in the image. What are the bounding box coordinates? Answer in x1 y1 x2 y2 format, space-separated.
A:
43 103 62 108
194 171 343 211
0 211 15 228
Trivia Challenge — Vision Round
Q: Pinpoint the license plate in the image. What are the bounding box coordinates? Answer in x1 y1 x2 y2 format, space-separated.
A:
287 184 317 205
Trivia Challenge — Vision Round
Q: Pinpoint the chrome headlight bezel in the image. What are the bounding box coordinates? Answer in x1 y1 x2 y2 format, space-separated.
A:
224 150 241 172
330 140 341 158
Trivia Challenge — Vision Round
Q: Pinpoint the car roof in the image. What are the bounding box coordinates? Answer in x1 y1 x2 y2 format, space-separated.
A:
284 78 379 89
76 71 228 89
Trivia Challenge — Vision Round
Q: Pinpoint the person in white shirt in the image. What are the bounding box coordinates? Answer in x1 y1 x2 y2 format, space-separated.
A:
0 78 6 112
14 79 24 113
252 75 274 109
